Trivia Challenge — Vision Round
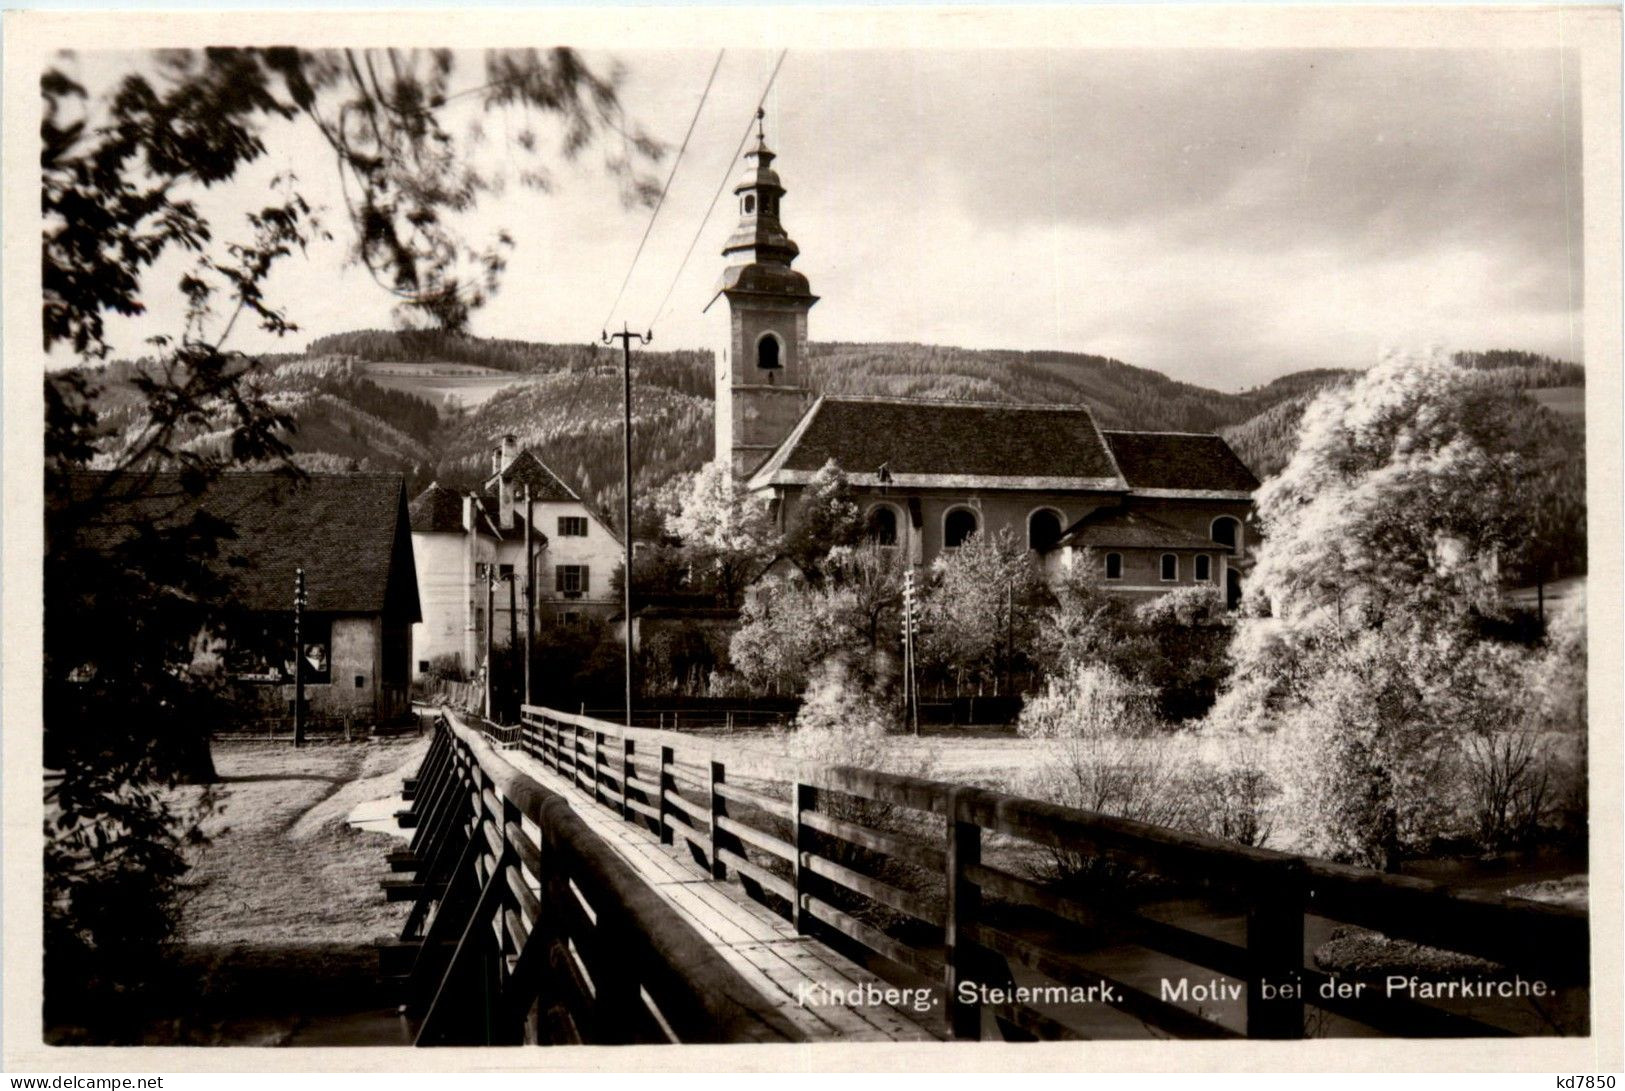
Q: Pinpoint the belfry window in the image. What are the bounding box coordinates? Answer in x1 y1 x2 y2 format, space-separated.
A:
744 194 756 215
757 334 781 371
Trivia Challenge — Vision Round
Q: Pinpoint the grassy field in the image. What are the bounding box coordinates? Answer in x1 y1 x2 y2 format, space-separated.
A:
360 361 538 412
1530 384 1585 418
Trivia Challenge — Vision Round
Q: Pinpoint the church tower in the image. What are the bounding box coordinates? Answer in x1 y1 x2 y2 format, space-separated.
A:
710 110 819 478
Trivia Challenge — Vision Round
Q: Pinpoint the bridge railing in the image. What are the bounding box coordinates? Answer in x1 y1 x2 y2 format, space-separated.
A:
515 702 1589 1042
388 710 808 1046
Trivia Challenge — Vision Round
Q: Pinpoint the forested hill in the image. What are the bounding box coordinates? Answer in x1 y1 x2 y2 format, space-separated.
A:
73 334 1584 533
1220 350 1585 479
805 344 1347 433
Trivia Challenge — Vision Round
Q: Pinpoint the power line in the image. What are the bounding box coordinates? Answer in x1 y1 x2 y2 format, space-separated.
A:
599 49 725 333
647 49 788 332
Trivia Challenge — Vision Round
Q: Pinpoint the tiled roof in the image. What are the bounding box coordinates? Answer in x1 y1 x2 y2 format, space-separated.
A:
57 471 420 618
1101 431 1260 494
409 482 466 533
749 396 1124 490
1056 507 1225 551
487 449 579 502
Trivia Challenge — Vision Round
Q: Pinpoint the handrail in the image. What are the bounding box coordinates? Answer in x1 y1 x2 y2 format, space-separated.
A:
388 709 808 1046
512 701 1589 1041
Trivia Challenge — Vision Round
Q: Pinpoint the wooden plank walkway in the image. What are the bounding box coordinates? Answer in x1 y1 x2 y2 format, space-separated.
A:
498 744 941 1042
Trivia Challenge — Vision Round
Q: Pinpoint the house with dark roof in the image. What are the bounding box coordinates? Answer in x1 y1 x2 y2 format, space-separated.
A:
408 436 622 679
57 471 421 722
709 118 1259 603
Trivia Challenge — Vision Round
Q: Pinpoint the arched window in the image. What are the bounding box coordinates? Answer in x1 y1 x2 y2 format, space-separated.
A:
1195 554 1211 582
944 508 978 549
1028 508 1063 551
1160 553 1179 582
744 194 756 214
1211 516 1241 549
1104 552 1123 581
867 506 898 547
756 333 781 371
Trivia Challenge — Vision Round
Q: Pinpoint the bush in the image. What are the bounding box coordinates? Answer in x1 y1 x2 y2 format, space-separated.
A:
1184 729 1279 848
786 659 939 931
1019 663 1284 882
1018 663 1193 881
1018 662 1158 740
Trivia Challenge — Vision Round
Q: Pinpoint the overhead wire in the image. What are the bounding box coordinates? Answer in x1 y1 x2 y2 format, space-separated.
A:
647 49 789 333
598 49 726 334
557 51 726 432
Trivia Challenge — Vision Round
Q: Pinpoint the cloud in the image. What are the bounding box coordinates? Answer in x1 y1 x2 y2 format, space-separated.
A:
61 46 1584 388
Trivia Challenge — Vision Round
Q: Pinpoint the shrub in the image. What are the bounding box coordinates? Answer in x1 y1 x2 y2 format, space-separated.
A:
786 659 939 930
1018 662 1158 740
1184 728 1280 848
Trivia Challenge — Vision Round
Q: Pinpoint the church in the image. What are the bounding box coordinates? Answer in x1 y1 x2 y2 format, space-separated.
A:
711 116 1260 603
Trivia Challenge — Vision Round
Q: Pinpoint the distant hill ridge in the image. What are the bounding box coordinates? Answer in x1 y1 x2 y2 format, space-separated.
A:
82 333 1582 529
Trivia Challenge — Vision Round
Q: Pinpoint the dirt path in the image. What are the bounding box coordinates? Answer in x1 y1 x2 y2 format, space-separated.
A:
173 734 429 946
142 734 430 1044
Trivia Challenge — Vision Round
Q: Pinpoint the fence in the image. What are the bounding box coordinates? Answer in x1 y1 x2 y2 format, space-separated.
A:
385 710 807 1045
513 702 1590 1041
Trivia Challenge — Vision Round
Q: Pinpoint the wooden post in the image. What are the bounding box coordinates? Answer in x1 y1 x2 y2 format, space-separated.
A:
593 729 605 806
621 737 634 821
522 486 534 708
658 745 675 846
791 781 815 933
944 786 982 1040
709 760 728 879
1246 857 1306 1039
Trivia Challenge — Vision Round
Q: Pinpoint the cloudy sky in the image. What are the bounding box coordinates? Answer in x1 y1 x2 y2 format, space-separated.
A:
73 46 1584 390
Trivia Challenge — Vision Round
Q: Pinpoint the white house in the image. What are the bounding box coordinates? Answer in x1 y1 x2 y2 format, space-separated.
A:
408 435 623 680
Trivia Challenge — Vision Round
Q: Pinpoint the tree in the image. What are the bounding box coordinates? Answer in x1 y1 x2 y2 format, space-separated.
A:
1211 350 1584 867
1244 349 1547 629
780 460 864 582
916 526 1048 695
727 542 906 696
41 45 656 1038
662 462 777 607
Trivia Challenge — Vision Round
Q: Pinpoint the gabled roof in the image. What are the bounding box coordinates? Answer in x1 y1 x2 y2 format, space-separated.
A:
748 396 1125 492
409 482 467 533
57 471 420 619
1101 431 1259 496
486 448 579 502
1055 507 1225 552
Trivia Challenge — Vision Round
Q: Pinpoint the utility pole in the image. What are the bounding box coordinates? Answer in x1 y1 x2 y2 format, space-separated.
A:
484 564 495 721
1004 576 1014 697
293 566 307 747
603 324 650 731
522 484 534 708
506 569 518 719
902 568 920 737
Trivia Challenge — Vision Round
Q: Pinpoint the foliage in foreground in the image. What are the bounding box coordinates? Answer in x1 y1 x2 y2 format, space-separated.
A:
41 45 654 1036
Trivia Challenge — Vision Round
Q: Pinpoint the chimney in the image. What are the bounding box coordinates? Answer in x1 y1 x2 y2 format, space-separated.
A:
462 494 475 533
497 434 518 529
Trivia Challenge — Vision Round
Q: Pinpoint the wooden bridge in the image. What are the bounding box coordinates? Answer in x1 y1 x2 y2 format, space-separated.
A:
380 705 1590 1045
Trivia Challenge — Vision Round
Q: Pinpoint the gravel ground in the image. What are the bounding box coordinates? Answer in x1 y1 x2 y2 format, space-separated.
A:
170 734 429 947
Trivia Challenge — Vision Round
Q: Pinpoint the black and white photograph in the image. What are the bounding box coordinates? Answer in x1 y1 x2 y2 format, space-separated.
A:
3 3 1620 1076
